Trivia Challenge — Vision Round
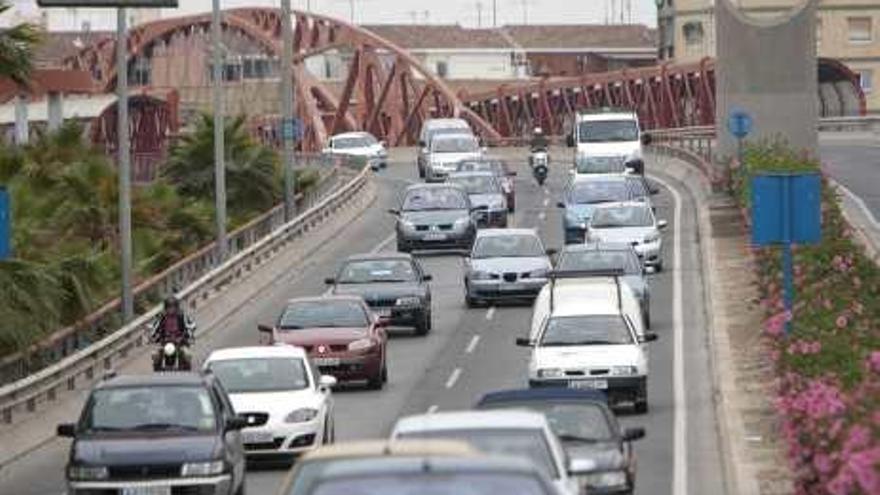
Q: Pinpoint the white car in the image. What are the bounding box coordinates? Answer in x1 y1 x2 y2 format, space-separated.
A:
418 118 473 178
323 131 388 170
390 410 596 495
567 108 651 175
587 201 667 271
203 345 337 458
426 133 484 182
520 276 659 413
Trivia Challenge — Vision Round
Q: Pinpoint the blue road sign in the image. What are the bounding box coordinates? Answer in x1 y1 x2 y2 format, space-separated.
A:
727 109 753 139
0 187 9 260
751 173 821 245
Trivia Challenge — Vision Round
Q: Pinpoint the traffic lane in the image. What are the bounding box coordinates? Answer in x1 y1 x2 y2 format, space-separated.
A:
821 144 880 217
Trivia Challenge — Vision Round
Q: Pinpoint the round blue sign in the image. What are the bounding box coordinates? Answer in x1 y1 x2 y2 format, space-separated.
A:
727 109 753 139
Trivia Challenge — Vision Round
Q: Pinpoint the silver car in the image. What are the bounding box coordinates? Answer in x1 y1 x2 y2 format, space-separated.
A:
465 229 552 307
391 184 481 253
447 171 508 228
426 134 483 182
555 242 652 328
587 202 668 271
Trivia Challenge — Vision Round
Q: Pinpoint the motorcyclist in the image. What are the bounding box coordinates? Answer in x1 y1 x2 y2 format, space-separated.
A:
151 295 195 370
529 127 549 152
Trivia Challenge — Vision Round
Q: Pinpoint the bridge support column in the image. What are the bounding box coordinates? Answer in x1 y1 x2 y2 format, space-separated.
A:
715 0 818 159
47 91 64 132
14 94 28 145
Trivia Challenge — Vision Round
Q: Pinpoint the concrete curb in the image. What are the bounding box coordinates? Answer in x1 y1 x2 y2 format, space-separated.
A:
827 178 880 260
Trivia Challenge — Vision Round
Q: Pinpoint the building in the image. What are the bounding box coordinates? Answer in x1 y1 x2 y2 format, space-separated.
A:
657 0 880 112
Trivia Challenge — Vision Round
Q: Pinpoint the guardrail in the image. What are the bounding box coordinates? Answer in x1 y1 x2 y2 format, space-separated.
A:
0 153 361 390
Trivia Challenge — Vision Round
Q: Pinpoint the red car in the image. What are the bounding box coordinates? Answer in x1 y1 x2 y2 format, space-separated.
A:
258 296 389 389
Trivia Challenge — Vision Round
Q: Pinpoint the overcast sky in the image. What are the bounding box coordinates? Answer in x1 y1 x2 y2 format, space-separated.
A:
6 0 658 30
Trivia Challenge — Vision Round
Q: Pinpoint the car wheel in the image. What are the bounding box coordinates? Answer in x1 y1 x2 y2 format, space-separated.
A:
635 385 649 414
418 165 425 178
415 310 431 336
644 311 651 330
235 480 246 495
654 261 663 272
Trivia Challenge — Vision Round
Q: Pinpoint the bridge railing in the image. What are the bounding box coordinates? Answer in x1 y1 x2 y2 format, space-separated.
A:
0 153 364 395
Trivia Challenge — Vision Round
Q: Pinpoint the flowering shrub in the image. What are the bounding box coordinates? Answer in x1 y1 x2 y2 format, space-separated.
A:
731 143 879 494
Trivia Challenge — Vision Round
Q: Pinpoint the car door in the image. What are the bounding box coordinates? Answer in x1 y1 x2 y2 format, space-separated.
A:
211 381 245 489
413 259 431 304
308 358 333 430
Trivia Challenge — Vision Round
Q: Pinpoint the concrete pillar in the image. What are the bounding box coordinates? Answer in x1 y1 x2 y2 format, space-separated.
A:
47 91 64 131
14 94 29 145
715 0 818 159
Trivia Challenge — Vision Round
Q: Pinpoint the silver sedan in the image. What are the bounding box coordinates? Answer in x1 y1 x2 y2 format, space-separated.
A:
464 229 552 307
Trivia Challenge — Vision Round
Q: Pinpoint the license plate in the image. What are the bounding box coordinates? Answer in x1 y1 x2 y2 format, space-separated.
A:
374 308 392 317
499 283 520 292
241 430 273 444
122 487 171 495
424 233 447 241
314 357 341 366
569 379 608 390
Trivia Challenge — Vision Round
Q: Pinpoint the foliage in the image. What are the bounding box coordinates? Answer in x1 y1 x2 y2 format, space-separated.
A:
732 142 880 495
0 0 42 86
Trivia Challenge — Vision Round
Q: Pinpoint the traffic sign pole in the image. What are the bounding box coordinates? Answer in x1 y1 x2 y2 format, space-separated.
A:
781 176 794 335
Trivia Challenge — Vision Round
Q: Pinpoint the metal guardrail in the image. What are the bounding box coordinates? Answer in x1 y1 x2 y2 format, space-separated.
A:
0 153 361 390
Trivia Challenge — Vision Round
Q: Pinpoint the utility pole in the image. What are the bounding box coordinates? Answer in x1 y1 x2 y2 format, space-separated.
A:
521 0 528 25
116 7 133 321
476 1 482 28
211 0 227 261
492 0 497 27
281 0 297 221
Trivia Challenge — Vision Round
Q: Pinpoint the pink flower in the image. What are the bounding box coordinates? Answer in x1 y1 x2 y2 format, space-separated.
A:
765 310 791 337
868 351 880 373
836 315 848 328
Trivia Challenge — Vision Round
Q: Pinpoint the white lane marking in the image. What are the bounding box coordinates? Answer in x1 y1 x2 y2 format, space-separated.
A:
427 404 439 414
649 173 686 495
445 368 462 389
830 178 880 229
370 232 397 254
543 187 550 196
485 306 496 320
465 334 481 354
539 212 546 221
543 198 550 207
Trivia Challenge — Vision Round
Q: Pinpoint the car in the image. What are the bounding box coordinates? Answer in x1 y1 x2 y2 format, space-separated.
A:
258 296 389 389
390 410 596 495
456 158 517 211
555 242 652 328
203 346 337 459
390 183 482 253
519 274 659 413
557 176 641 244
566 108 651 175
476 388 646 495
325 253 433 335
279 449 560 495
446 171 508 227
425 133 483 182
418 118 473 178
323 131 388 170
57 372 266 495
586 201 668 271
276 439 481 495
464 228 551 307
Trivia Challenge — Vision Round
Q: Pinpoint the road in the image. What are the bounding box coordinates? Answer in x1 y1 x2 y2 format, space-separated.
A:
0 148 724 495
820 140 880 220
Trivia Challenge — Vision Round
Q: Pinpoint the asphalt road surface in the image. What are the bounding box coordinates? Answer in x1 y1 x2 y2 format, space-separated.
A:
0 148 724 495
821 141 880 220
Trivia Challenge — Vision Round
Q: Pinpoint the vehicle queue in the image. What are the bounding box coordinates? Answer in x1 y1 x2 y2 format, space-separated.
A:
57 109 667 495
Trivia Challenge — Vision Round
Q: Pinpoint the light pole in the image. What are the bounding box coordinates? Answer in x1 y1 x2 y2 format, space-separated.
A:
211 0 227 261
116 7 133 321
281 0 296 221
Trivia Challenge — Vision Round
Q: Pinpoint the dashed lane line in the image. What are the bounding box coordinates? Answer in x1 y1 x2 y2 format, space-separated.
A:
465 335 481 354
485 307 496 320
444 368 462 389
427 404 439 414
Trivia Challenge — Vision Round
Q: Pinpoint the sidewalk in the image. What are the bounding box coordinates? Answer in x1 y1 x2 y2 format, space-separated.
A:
653 152 794 495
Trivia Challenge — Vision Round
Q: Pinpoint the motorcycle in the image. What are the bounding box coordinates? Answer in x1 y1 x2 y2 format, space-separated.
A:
531 150 549 186
154 341 192 372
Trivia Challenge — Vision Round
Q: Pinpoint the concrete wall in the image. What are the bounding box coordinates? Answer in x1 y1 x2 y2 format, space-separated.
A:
715 0 819 157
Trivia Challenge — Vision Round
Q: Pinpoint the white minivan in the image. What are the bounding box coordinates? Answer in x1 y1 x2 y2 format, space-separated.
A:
418 118 472 178
567 109 651 175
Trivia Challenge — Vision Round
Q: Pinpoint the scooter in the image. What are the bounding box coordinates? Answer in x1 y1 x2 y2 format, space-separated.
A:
531 150 549 186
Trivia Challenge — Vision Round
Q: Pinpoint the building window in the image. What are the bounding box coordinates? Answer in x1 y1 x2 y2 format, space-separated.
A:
848 17 872 44
682 21 704 45
435 61 448 78
129 56 150 86
242 56 275 79
859 70 874 93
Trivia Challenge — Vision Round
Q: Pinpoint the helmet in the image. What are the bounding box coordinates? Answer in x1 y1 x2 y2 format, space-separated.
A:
164 296 180 310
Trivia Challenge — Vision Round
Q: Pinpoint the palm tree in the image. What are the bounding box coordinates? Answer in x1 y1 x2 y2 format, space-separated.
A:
0 1 42 87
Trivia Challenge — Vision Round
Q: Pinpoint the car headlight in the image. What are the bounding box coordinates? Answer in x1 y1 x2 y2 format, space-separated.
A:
582 470 628 488
348 338 376 351
529 268 550 279
469 270 493 280
538 368 566 379
181 460 225 477
395 296 421 306
68 465 109 481
454 216 471 228
377 149 388 158
644 232 661 243
284 407 320 423
489 197 507 210
610 365 638 376
400 219 415 229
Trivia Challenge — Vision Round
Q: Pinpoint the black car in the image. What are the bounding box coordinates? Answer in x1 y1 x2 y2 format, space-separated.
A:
475 388 645 495
326 253 433 335
58 372 266 495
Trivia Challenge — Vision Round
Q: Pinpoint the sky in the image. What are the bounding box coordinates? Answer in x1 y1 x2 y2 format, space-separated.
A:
3 0 658 30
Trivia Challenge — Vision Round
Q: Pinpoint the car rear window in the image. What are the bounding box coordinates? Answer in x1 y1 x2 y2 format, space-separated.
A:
568 180 631 204
308 472 548 495
279 300 369 329
432 136 478 153
448 175 499 195
479 402 614 441
590 205 653 228
557 249 641 274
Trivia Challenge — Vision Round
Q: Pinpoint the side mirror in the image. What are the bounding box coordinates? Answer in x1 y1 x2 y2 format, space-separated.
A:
639 332 659 343
657 220 668 230
257 324 274 334
622 427 646 442
515 337 534 347
641 133 653 145
566 134 575 148
545 248 557 256
57 423 76 438
568 457 598 476
556 201 566 209
422 274 433 282
387 208 400 216
324 277 335 285
318 375 338 389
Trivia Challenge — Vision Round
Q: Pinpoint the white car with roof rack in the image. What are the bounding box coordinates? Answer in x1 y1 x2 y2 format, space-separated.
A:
518 271 659 413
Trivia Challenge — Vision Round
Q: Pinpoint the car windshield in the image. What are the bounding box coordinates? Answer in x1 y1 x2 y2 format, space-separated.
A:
568 181 630 204
591 206 654 228
402 188 469 211
448 175 499 195
575 155 628 174
278 300 368 329
207 358 309 393
481 402 615 442
338 259 417 283
432 136 478 153
578 120 639 143
398 429 558 480
472 234 544 259
309 472 548 495
427 126 469 144
83 386 216 432
540 315 634 346
334 135 376 148
557 249 642 274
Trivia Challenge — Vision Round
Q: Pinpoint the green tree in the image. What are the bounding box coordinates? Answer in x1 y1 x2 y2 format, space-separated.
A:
0 1 42 86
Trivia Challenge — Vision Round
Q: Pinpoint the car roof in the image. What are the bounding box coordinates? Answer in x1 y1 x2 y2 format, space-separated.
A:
592 200 652 211
331 132 373 139
285 295 365 305
448 171 495 179
543 279 622 316
343 253 414 263
432 132 476 141
96 372 208 390
205 345 307 362
476 228 539 239
309 455 544 481
424 118 470 128
394 410 549 434
301 440 479 461
404 182 466 192
563 242 637 253
476 388 609 406
571 174 628 184
576 109 637 121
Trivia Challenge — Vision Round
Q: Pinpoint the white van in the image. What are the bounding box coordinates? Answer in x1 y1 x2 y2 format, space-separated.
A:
567 109 651 175
418 118 473 179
